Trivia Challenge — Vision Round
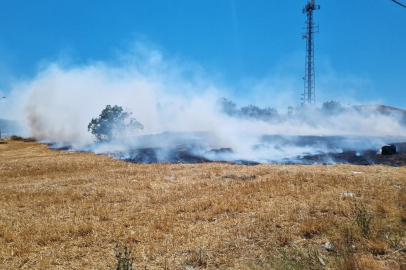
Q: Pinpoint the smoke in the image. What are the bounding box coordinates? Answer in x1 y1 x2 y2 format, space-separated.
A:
2 45 406 163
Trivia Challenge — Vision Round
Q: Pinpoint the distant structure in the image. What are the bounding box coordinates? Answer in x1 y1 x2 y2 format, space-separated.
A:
302 0 320 105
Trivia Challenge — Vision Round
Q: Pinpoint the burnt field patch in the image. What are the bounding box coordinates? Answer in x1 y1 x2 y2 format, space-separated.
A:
296 142 406 166
105 145 406 166
49 135 406 167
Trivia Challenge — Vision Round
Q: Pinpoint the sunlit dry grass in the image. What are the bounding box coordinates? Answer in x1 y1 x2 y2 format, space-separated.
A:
0 140 405 269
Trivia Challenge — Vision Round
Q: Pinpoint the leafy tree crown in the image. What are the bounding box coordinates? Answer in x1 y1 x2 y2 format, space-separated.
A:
88 105 143 142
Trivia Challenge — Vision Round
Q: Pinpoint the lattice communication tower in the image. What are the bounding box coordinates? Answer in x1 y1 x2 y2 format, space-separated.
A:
302 0 320 105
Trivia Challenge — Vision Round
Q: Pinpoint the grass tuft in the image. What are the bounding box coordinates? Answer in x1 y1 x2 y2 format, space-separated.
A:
186 247 207 268
354 203 374 238
109 244 134 270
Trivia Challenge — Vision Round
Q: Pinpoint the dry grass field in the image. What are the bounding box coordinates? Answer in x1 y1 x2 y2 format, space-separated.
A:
1 140 405 269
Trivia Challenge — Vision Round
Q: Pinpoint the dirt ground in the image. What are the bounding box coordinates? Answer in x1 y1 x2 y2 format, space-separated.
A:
1 140 405 269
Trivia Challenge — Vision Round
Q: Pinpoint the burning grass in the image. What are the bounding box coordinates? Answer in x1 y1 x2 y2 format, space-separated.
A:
0 140 405 269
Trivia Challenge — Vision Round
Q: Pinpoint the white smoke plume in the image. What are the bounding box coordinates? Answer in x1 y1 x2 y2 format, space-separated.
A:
1 45 406 162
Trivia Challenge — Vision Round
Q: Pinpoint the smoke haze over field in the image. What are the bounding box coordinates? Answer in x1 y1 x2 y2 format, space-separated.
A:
1 46 406 162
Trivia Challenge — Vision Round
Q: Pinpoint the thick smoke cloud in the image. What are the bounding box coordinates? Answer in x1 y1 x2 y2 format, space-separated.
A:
1 45 406 162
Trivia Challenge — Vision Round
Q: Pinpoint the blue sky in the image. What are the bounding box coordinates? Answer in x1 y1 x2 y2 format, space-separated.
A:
0 0 405 109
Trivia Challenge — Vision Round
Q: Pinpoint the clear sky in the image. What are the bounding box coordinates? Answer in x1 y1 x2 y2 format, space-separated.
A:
0 0 405 109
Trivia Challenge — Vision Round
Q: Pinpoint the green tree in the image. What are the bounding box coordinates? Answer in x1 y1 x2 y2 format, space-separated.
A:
321 100 344 115
88 105 143 142
240 105 278 121
216 97 238 116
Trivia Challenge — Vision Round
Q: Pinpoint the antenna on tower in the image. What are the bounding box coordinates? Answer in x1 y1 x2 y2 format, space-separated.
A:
302 0 320 105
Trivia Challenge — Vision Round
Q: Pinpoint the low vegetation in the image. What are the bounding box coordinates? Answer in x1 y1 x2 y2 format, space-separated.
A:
217 98 279 121
0 141 405 269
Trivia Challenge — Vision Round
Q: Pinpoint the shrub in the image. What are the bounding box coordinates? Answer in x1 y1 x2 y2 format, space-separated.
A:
10 135 24 140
